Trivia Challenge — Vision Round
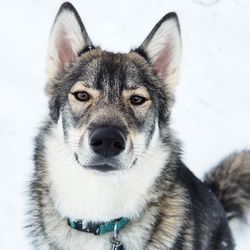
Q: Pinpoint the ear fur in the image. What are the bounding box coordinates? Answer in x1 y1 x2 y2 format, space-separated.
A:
137 13 181 92
46 2 92 79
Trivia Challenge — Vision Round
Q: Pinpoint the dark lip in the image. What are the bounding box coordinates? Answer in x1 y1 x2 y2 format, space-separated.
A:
74 153 137 173
85 164 117 172
74 153 117 172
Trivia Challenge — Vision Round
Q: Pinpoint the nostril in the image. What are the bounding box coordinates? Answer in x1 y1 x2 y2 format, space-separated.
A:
90 139 103 147
113 140 125 150
89 127 126 158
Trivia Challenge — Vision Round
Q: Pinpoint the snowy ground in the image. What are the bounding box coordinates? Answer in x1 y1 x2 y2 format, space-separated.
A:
0 0 250 249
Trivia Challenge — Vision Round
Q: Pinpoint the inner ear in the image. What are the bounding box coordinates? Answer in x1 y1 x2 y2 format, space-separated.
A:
135 13 181 92
152 44 173 77
46 2 93 79
57 31 77 68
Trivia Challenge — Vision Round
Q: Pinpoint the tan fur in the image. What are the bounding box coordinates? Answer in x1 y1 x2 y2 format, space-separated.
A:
79 48 103 62
122 87 152 114
147 185 189 249
128 52 149 65
68 81 100 112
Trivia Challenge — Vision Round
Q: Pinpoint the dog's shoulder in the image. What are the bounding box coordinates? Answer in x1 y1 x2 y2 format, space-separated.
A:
176 162 224 220
166 162 234 249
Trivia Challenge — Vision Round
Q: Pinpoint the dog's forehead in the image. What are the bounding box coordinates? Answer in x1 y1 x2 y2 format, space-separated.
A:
77 49 148 90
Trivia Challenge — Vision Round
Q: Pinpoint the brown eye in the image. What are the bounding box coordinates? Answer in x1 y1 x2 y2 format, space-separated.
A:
73 91 90 102
130 95 147 106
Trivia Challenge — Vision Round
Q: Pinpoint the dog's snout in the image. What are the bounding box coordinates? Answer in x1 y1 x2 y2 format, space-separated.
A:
89 127 126 158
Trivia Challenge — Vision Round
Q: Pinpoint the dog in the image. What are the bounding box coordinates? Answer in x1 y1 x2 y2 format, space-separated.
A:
27 2 250 249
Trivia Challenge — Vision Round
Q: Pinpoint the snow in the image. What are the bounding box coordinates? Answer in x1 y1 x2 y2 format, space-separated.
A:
0 0 249 249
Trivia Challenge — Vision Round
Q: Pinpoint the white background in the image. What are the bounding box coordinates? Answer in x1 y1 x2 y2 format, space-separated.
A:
0 0 249 249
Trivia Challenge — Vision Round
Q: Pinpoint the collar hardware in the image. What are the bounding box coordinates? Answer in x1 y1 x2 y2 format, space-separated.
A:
67 217 129 235
110 220 124 249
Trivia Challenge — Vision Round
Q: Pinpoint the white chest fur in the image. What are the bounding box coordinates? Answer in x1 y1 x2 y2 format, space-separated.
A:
45 121 169 222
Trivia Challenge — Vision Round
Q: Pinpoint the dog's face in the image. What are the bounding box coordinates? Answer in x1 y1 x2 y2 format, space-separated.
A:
46 3 181 175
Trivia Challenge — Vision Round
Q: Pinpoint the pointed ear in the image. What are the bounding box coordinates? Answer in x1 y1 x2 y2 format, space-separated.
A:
46 2 93 79
137 13 181 92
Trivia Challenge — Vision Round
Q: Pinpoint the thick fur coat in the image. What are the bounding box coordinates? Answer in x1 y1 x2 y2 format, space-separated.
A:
27 3 250 250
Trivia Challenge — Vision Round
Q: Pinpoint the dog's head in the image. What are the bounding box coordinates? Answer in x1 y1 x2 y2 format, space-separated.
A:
46 2 181 174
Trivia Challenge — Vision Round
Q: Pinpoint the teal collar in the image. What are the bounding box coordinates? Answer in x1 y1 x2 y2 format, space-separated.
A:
67 217 129 235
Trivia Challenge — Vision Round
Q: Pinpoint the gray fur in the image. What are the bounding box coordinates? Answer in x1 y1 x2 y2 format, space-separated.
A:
27 2 249 250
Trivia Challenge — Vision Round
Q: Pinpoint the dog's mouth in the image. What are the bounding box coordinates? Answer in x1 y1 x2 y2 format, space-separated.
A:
84 164 117 172
74 153 119 172
74 153 137 173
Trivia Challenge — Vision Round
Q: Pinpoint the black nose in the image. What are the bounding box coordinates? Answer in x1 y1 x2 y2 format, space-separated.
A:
89 127 126 158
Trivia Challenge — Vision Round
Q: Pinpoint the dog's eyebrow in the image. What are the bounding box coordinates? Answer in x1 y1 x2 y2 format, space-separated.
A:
123 80 142 90
79 82 91 88
70 82 93 93
77 82 94 89
124 84 148 91
125 85 142 90
123 86 150 99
